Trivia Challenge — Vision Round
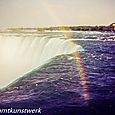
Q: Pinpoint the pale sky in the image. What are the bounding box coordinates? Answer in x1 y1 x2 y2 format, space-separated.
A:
0 0 115 27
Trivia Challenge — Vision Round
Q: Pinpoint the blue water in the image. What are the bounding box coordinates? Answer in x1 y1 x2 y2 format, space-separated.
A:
77 40 115 98
0 31 115 115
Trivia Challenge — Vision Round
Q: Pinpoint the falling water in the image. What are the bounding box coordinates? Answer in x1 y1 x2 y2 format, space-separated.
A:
0 32 84 88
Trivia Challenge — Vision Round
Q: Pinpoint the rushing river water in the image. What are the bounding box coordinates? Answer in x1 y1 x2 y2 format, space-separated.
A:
0 31 115 115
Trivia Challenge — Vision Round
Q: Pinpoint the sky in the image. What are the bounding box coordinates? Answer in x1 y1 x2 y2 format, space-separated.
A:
0 0 115 27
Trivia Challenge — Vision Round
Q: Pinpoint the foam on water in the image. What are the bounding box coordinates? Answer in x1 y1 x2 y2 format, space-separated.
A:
0 32 84 88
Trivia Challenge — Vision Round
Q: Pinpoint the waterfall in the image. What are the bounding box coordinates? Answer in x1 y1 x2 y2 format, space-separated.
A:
0 32 84 88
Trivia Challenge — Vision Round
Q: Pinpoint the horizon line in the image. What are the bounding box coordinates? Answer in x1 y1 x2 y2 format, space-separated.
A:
0 22 115 29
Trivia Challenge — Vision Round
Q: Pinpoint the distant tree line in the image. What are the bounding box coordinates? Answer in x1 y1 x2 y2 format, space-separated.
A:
41 26 114 32
8 23 115 32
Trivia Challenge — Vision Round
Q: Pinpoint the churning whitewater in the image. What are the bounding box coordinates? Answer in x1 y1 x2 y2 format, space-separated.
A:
0 32 84 88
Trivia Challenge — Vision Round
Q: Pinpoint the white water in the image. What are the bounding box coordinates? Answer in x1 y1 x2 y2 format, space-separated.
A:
0 32 84 88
